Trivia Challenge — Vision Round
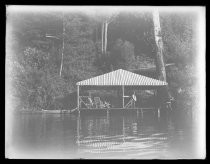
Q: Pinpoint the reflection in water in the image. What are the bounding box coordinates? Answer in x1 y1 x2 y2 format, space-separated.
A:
11 109 196 159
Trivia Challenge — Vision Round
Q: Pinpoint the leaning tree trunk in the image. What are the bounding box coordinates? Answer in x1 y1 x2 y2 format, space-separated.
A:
101 22 104 54
59 13 65 77
101 20 109 55
152 10 166 82
101 15 117 71
104 21 108 55
153 10 172 102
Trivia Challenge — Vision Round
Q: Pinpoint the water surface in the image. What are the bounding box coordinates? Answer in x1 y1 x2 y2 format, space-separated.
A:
11 108 196 159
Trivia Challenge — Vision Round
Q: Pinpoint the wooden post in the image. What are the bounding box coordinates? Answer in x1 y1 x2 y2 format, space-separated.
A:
158 108 160 118
154 89 157 107
89 91 91 98
77 111 80 146
137 109 139 118
141 108 143 118
122 116 125 143
122 85 125 108
77 85 80 111
107 109 109 123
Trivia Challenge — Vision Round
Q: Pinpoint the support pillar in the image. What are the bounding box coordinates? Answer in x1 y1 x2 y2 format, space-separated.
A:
141 108 143 118
154 89 156 107
122 85 125 108
137 109 139 118
77 85 80 111
122 116 125 143
77 111 81 146
154 89 159 108
106 109 109 123
158 108 160 118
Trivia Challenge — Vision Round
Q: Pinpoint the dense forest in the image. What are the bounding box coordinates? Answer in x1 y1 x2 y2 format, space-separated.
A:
6 9 198 113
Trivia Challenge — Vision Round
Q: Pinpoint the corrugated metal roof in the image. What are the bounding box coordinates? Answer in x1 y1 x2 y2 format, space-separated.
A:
76 69 167 86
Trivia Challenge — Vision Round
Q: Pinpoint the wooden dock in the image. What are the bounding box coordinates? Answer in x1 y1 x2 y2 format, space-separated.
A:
18 107 162 114
19 109 72 114
78 107 154 111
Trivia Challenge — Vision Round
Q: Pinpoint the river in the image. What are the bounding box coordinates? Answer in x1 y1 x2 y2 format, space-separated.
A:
10 107 197 159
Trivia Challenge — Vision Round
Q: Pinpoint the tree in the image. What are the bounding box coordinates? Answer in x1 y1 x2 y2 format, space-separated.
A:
59 12 65 77
152 9 166 82
99 13 118 71
62 14 99 82
100 13 118 54
7 11 75 110
160 12 197 103
104 14 118 54
110 39 142 70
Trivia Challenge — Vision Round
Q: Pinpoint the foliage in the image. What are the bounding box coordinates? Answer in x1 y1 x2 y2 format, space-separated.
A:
8 11 100 110
110 39 154 70
160 13 197 109
161 13 196 65
7 10 197 111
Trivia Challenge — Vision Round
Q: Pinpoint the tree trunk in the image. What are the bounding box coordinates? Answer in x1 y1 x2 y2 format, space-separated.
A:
152 9 166 82
153 10 172 101
95 24 98 42
102 15 116 71
101 22 104 54
104 21 108 55
59 13 65 77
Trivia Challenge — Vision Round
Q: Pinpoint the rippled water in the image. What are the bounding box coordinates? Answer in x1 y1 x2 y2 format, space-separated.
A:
11 108 196 159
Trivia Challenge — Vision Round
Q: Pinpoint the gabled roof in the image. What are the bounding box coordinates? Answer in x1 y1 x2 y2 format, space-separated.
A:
76 69 167 86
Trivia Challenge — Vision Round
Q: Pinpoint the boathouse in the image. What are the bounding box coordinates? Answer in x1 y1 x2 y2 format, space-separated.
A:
76 69 167 111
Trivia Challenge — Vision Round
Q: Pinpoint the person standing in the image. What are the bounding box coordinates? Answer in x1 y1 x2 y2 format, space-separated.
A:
132 92 137 108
